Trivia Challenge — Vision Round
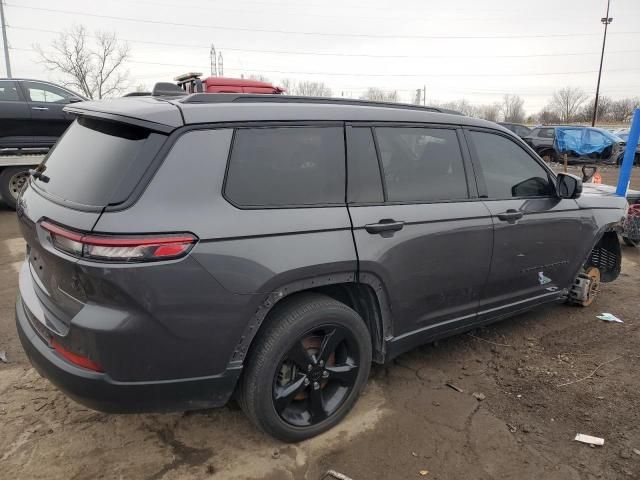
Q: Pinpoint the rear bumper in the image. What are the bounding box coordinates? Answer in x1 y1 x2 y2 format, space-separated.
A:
16 294 241 413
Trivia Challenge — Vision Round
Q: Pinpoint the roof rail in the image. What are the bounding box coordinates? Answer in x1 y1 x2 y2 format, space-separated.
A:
179 93 460 115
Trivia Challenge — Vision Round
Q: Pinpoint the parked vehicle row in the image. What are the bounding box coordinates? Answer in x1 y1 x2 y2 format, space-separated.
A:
522 125 629 165
15 92 626 441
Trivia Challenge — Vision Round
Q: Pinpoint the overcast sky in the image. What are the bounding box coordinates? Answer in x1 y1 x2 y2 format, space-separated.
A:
2 0 639 113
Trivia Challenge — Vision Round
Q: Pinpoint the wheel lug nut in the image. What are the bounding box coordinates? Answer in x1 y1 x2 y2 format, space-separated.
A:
318 360 324 367
303 378 310 386
313 382 320 390
322 371 329 378
307 364 313 371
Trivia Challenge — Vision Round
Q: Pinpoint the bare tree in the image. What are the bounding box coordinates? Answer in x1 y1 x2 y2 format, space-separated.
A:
360 87 398 102
477 102 501 122
446 99 475 116
35 25 130 99
536 108 561 125
293 81 332 97
609 97 640 122
279 78 294 94
549 87 588 123
248 74 271 83
579 96 613 123
501 94 525 123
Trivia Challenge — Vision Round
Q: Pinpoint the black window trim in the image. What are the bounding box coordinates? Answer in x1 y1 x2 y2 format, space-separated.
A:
344 122 479 207
222 122 348 210
463 126 559 201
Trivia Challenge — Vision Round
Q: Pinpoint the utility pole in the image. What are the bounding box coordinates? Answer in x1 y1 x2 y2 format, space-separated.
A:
423 85 426 106
1 0 11 77
210 44 217 76
592 0 612 127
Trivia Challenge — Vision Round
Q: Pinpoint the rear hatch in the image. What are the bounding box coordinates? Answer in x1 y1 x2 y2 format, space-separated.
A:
17 116 168 335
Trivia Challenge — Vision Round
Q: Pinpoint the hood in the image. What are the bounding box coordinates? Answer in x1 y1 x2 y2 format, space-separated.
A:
581 183 640 202
577 182 632 212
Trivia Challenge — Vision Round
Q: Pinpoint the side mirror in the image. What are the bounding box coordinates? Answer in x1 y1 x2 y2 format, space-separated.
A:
557 173 582 199
67 97 83 104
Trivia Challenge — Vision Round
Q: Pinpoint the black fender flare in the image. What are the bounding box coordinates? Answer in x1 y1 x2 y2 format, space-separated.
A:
228 271 394 368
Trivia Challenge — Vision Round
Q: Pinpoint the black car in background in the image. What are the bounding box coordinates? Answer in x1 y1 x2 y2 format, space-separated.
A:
499 122 532 139
523 125 626 164
0 78 84 150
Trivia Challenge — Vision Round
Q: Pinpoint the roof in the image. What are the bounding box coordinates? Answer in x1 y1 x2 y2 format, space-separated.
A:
64 94 509 134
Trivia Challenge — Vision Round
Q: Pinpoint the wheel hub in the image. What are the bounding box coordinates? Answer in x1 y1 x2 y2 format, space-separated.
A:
273 326 358 427
9 171 30 200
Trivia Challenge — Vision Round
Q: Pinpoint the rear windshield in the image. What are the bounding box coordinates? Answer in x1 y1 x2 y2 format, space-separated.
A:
34 117 165 208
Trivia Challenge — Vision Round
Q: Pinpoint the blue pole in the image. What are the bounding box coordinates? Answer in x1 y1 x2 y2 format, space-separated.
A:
616 108 640 197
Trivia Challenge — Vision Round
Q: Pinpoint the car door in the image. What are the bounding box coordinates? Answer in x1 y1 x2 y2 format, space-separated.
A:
18 81 79 145
464 128 593 319
0 79 32 148
347 124 494 350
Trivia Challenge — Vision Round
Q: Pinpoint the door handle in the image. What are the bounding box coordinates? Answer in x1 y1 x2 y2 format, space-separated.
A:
32 106 49 111
497 209 524 223
365 219 405 235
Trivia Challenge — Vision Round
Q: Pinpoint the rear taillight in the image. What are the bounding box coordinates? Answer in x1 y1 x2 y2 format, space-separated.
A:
40 220 197 262
50 338 104 372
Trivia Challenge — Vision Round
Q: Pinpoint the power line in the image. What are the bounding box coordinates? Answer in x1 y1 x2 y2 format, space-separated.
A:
9 25 640 61
98 0 597 24
6 4 640 40
23 47 637 78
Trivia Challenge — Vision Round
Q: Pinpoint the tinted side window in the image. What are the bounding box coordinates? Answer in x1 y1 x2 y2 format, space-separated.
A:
375 127 468 202
347 127 383 203
469 131 554 198
0 80 20 101
23 81 73 103
225 127 345 207
539 128 555 139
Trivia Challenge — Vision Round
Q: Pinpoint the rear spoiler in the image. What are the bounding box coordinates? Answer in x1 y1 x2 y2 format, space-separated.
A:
63 106 180 134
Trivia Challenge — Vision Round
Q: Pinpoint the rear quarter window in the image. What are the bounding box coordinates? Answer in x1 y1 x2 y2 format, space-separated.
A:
34 117 166 208
0 80 20 101
224 126 345 207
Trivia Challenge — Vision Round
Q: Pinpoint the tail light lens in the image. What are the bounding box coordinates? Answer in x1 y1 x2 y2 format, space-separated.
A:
50 338 104 372
41 220 197 262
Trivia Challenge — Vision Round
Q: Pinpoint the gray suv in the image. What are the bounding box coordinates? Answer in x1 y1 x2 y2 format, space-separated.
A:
15 93 626 441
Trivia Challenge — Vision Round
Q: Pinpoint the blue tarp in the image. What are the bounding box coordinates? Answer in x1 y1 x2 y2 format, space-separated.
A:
554 127 618 156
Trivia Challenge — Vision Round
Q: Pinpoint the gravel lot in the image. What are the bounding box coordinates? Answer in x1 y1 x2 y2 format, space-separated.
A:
1 169 639 479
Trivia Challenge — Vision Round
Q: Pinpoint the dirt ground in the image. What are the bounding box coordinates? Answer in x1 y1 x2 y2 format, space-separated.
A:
1 169 640 480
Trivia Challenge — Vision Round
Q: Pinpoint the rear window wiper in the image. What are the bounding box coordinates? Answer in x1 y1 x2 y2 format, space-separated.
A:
29 168 50 183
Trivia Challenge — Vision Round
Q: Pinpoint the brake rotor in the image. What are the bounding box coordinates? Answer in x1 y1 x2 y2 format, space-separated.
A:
276 334 336 401
580 266 601 307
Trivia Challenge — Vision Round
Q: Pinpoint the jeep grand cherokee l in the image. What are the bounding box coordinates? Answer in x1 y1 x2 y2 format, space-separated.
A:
15 93 626 442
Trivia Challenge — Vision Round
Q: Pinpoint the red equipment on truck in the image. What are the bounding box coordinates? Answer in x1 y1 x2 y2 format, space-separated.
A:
175 73 284 94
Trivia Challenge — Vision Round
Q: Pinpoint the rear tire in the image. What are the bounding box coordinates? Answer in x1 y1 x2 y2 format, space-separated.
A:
238 293 372 442
0 166 30 210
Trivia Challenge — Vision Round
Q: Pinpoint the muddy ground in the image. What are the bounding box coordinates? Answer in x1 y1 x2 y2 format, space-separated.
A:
1 169 639 479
